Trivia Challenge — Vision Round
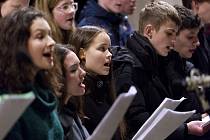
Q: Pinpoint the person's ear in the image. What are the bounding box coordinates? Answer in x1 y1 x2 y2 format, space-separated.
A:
144 24 154 39
79 48 86 61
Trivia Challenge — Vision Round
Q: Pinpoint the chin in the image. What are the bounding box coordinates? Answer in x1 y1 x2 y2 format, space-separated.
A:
100 71 109 75
186 55 192 59
42 64 53 70
160 53 168 57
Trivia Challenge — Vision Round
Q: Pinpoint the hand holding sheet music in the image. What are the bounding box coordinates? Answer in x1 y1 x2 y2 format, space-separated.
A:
201 115 210 133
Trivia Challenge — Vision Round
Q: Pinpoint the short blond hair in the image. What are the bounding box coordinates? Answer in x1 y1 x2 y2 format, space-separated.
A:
138 1 180 34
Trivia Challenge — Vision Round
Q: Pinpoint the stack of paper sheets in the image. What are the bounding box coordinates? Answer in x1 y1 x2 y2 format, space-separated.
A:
132 97 195 140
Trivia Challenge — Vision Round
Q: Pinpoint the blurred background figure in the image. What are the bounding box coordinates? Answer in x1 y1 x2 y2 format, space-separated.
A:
120 0 136 15
0 0 30 17
77 0 134 47
35 0 77 44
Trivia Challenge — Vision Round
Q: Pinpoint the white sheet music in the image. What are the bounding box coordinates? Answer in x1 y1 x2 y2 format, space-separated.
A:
136 109 195 140
0 92 35 139
201 115 210 128
132 97 195 140
87 86 137 140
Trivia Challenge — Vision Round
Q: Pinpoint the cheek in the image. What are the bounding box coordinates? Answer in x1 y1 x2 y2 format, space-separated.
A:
22 0 29 6
66 76 74 90
85 60 100 74
1 5 12 16
153 38 164 49
198 7 210 19
53 11 66 24
54 14 64 24
88 55 103 67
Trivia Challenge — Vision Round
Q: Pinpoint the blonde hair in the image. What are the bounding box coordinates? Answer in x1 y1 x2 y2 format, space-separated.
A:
35 0 75 43
139 1 180 34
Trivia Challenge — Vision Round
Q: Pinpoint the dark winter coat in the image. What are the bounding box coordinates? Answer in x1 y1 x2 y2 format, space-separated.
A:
112 46 135 94
125 32 177 138
3 79 64 140
82 73 122 139
189 27 210 104
158 51 203 119
77 0 133 47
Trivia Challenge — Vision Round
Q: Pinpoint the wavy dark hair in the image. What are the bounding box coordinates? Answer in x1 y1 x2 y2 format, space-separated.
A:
0 7 60 95
174 5 201 34
182 0 210 9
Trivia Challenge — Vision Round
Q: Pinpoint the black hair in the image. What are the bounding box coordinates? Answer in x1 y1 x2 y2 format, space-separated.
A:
174 5 201 33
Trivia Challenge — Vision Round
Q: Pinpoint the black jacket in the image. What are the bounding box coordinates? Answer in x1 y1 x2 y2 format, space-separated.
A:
113 32 198 140
78 0 133 47
158 51 203 120
82 73 122 140
125 32 176 138
112 46 135 94
189 27 210 104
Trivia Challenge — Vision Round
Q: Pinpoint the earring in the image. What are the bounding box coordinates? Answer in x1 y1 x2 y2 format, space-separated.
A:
79 48 86 61
80 55 86 61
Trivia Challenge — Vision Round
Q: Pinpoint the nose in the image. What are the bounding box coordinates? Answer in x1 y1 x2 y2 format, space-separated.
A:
171 34 176 44
79 66 86 79
66 6 77 14
47 36 55 49
193 37 200 47
106 49 112 58
194 41 200 47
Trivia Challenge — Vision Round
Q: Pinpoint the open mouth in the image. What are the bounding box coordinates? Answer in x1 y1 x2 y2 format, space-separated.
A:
189 49 196 53
66 17 73 22
116 3 122 8
43 51 53 63
79 81 85 88
43 52 52 57
104 62 110 67
166 46 173 50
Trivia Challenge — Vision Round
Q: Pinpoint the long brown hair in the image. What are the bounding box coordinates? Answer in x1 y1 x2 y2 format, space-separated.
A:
0 7 60 95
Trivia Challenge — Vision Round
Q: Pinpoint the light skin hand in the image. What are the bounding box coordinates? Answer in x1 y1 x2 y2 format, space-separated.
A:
187 120 210 136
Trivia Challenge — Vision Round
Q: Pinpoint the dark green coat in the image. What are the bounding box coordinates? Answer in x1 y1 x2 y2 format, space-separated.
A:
3 83 64 140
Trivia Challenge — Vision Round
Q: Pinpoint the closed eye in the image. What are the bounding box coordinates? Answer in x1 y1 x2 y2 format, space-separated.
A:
69 64 79 73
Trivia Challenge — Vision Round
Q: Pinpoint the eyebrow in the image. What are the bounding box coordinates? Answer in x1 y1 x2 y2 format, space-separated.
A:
98 42 110 46
166 28 177 32
33 28 51 34
11 4 21 7
58 1 74 6
68 63 78 69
